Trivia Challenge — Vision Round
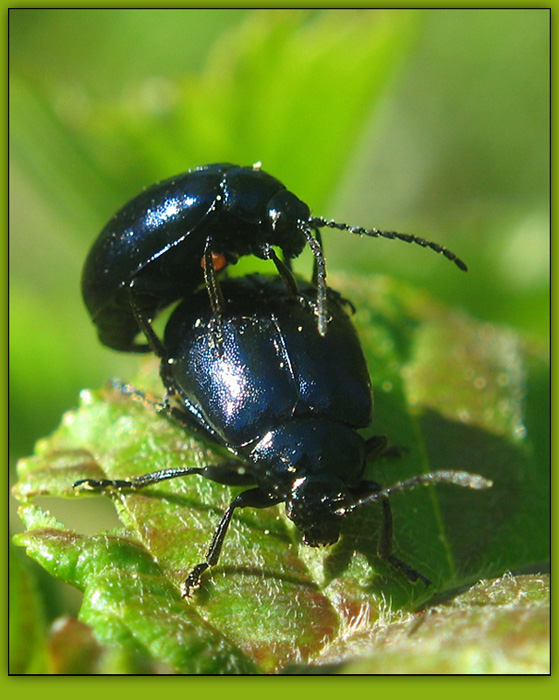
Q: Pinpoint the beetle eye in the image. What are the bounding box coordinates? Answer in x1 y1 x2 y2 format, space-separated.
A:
266 191 309 256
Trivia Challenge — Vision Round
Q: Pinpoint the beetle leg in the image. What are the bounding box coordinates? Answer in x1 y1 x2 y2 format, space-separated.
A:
268 242 335 330
109 379 170 412
194 462 256 486
378 496 432 586
365 435 407 462
302 227 328 336
365 435 389 460
182 487 281 597
350 470 492 584
266 246 299 297
347 480 432 586
127 283 166 357
73 460 255 493
202 236 225 315
311 228 323 287
73 466 210 492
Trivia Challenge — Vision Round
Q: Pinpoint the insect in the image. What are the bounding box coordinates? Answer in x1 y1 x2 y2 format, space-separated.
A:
81 162 467 352
75 275 491 596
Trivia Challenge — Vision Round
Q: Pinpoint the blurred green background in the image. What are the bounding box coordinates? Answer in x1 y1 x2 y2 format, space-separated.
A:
10 9 549 487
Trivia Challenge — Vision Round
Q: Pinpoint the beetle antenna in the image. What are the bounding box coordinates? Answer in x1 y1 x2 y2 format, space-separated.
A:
301 223 329 336
202 235 226 315
309 217 468 272
339 470 492 515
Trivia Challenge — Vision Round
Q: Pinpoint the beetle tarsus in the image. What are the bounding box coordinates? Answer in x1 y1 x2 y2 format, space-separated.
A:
181 564 208 598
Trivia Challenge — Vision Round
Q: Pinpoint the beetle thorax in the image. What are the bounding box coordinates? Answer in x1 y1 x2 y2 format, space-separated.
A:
247 417 365 505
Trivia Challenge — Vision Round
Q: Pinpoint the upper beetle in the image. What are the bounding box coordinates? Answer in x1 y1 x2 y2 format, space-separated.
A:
82 163 467 352
75 275 491 596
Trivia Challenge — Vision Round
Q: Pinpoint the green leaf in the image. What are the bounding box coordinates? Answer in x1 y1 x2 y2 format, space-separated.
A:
9 542 50 673
338 274 549 589
13 274 549 673
309 574 549 674
14 504 256 674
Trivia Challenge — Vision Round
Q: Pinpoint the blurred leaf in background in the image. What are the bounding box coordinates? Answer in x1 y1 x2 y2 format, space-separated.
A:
9 9 548 462
9 8 549 674
10 8 420 463
332 9 549 337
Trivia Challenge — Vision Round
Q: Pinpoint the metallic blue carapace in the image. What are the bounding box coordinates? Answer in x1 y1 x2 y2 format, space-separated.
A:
82 163 466 353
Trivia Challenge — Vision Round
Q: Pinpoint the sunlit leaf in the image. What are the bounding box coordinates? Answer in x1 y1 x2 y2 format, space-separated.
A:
13 274 549 673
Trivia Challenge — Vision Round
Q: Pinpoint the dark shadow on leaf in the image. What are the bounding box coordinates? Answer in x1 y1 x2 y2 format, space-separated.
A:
190 564 321 604
313 407 548 607
419 409 549 574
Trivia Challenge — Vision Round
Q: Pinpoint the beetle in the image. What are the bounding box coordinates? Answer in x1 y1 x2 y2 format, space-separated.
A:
82 162 467 352
75 275 491 596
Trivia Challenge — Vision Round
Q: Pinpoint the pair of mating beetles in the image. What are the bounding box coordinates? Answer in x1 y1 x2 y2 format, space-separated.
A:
76 163 491 596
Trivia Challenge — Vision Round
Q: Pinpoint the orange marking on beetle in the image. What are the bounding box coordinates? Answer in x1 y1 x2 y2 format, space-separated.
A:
201 251 228 271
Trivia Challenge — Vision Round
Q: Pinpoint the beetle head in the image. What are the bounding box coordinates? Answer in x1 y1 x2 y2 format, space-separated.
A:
285 474 351 547
266 190 310 258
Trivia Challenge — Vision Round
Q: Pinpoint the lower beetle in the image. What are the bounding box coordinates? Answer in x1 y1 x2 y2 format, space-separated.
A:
82 162 467 352
75 275 491 596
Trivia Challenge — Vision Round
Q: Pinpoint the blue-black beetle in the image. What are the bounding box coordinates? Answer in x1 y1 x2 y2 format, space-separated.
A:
82 163 467 352
75 275 491 596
